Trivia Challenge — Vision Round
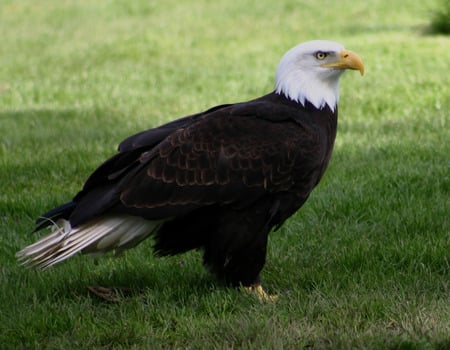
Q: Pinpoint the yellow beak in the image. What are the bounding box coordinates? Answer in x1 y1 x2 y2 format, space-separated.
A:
322 50 365 76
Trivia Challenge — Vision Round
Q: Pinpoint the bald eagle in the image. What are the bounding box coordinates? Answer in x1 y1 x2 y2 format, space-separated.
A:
17 40 364 300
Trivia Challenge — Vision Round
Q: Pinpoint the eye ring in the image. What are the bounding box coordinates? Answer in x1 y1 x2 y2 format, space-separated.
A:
315 51 328 60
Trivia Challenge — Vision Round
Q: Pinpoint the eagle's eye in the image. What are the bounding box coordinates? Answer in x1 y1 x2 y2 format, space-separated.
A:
315 51 328 60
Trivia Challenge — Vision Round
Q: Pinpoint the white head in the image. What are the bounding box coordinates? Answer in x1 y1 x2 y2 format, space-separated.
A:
275 40 364 112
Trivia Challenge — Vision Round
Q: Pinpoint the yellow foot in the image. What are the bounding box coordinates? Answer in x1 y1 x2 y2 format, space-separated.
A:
244 284 278 302
86 286 135 302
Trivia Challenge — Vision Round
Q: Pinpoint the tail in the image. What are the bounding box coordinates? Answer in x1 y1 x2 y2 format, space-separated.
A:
16 215 161 269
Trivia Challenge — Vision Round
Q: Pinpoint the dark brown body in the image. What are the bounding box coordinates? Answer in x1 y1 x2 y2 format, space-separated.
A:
37 92 337 287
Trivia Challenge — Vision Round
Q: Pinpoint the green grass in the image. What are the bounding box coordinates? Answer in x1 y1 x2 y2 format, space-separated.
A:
1 0 449 349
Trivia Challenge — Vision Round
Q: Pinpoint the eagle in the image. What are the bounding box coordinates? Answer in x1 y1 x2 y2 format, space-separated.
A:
17 40 364 301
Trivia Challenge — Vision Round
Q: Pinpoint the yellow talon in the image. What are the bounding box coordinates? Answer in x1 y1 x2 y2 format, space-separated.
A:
244 284 278 302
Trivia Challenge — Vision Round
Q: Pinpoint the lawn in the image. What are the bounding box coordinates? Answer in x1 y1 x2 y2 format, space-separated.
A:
1 0 449 349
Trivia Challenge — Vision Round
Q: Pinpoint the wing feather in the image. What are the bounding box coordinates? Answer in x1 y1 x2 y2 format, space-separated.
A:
69 93 330 225
119 108 322 213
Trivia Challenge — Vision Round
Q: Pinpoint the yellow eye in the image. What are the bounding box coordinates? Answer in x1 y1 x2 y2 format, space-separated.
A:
315 51 328 60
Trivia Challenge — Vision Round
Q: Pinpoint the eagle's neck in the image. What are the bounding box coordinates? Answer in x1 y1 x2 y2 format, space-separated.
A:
274 69 341 112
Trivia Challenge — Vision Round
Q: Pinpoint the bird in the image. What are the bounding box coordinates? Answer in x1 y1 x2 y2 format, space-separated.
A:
17 40 364 301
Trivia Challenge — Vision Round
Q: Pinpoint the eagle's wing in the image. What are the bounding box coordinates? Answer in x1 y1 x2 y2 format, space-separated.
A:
117 102 323 216
52 98 325 227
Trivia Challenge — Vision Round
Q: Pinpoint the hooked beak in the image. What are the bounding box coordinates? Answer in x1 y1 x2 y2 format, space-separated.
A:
321 49 364 76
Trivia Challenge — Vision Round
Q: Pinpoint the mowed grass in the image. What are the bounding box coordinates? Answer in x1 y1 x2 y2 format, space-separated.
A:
1 0 449 348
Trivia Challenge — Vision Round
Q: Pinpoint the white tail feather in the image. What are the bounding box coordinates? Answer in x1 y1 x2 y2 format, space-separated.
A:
16 215 161 269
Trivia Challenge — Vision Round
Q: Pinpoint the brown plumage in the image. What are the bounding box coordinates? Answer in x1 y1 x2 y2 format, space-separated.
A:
17 40 364 297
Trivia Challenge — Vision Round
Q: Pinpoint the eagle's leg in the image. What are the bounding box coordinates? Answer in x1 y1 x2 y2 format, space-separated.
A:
203 232 278 301
244 283 278 302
